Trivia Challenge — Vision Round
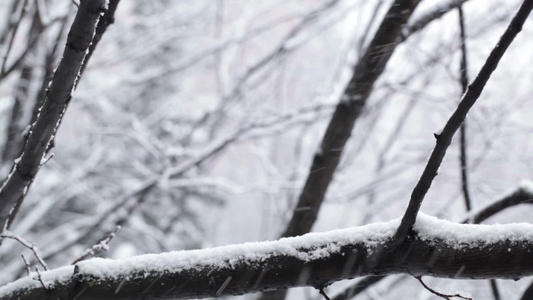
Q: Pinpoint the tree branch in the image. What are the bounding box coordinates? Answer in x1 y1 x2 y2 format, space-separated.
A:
457 3 472 213
263 3 421 298
332 184 533 300
469 185 533 224
282 0 421 238
0 0 107 229
403 0 470 39
395 0 533 241
2 215 533 300
78 0 120 77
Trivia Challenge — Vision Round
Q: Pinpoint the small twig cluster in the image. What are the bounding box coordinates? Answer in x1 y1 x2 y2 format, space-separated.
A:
0 231 49 289
71 225 121 265
0 231 48 270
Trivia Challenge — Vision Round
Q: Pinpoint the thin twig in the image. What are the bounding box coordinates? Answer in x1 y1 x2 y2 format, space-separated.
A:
490 279 501 300
458 6 500 299
20 254 30 276
416 276 471 300
0 0 30 79
457 4 472 213
34 266 48 290
319 288 332 300
71 225 121 264
395 0 533 241
1 231 48 270
78 0 120 78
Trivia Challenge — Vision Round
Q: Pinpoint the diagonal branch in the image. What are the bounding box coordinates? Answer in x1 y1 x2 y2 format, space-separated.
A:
0 0 107 230
281 0 421 239
403 0 470 39
395 0 533 241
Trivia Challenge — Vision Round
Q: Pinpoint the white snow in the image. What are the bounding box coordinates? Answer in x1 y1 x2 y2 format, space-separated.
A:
414 213 533 250
0 219 398 296
519 180 533 194
2 212 533 297
434 126 444 136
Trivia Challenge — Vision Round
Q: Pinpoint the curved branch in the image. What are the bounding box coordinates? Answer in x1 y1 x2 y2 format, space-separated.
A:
78 0 120 77
282 0 421 239
469 186 533 224
403 0 469 39
2 215 533 299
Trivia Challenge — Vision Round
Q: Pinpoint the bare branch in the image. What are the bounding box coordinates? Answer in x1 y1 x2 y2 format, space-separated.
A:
20 254 30 276
71 225 121 265
319 288 332 300
0 231 48 271
0 0 107 229
332 184 533 300
78 0 120 78
416 276 471 300
457 4 472 213
395 0 533 241
282 0 421 239
34 267 47 291
403 0 469 39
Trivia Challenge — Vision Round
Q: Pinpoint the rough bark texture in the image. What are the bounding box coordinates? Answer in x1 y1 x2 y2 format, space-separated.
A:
2 229 533 300
0 0 106 228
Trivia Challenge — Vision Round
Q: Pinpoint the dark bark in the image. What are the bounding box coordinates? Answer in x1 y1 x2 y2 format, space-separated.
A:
332 186 533 299
471 187 533 224
78 0 121 78
3 227 533 300
489 279 501 300
282 0 421 239
263 3 422 298
395 0 533 241
403 0 470 39
0 0 106 228
458 4 472 213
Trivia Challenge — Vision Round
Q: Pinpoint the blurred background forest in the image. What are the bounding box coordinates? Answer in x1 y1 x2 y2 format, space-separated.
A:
0 0 532 299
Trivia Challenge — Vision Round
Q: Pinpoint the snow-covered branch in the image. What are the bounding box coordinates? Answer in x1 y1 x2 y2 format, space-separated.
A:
2 214 533 300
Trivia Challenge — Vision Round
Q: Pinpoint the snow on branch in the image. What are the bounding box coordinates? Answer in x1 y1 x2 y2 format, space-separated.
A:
331 182 533 300
2 213 533 300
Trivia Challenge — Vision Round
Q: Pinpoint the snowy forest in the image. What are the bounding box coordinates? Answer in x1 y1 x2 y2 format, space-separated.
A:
0 0 532 299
